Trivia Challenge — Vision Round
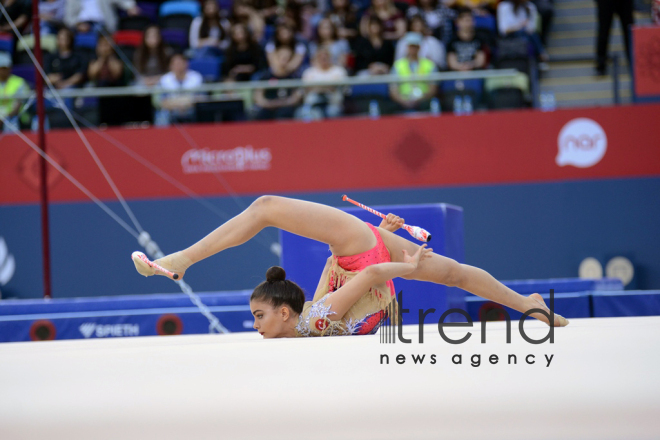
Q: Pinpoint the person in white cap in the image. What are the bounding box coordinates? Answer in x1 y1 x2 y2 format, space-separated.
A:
0 52 30 133
389 31 438 111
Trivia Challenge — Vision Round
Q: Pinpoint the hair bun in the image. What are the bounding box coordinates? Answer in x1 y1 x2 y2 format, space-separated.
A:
266 266 286 283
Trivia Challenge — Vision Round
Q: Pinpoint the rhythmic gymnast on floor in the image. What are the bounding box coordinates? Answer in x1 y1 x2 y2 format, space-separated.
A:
132 195 569 338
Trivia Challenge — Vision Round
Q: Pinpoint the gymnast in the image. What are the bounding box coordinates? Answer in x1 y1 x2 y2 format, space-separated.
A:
132 195 570 338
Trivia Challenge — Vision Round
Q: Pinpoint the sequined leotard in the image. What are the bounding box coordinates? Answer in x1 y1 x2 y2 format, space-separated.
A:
294 223 399 337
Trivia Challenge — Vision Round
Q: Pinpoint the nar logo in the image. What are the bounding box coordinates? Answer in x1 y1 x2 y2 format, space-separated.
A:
79 323 140 338
556 118 607 168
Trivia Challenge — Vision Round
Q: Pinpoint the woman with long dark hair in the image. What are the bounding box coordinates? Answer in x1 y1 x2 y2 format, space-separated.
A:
133 24 173 86
133 196 570 338
189 0 230 57
265 21 307 77
310 17 350 68
359 0 406 41
354 15 395 75
222 22 266 82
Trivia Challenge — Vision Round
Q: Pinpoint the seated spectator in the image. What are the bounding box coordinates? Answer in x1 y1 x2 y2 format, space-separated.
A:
265 22 307 78
325 0 359 42
354 16 395 75
39 0 66 35
359 0 406 42
310 18 350 68
389 32 437 111
450 0 498 16
406 0 456 45
134 25 173 87
396 15 446 70
0 0 31 34
64 0 140 34
300 47 347 118
253 48 304 120
446 8 486 71
45 28 87 89
223 23 266 82
154 53 203 126
230 0 266 44
87 35 125 87
189 0 230 58
0 52 30 133
497 0 549 63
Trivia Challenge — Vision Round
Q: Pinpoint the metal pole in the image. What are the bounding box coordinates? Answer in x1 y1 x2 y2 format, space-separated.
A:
32 1 51 298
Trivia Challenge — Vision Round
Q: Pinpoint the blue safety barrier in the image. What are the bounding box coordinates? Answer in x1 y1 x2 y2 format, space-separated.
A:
280 203 465 324
0 290 254 343
592 290 660 317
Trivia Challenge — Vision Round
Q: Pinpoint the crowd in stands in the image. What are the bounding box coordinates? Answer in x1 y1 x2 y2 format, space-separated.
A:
0 0 556 129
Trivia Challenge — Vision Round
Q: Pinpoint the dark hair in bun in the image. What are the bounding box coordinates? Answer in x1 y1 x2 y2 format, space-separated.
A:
251 266 305 315
266 266 286 283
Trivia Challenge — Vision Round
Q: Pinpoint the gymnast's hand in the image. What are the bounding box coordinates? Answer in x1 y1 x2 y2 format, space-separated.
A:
402 244 433 270
379 213 405 232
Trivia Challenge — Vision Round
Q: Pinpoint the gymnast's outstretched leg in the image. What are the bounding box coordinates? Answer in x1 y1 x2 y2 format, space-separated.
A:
135 195 377 278
377 226 569 327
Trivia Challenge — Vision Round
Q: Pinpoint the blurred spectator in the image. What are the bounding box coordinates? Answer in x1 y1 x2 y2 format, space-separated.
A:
300 47 347 118
0 0 32 34
354 16 395 75
253 0 279 24
64 0 139 34
325 0 359 41
653 0 660 25
253 50 304 120
0 52 29 132
265 22 307 77
359 0 406 41
39 0 65 35
450 0 497 16
189 0 230 58
310 17 350 68
389 32 437 111
446 8 485 71
497 0 549 63
229 0 266 43
87 35 125 87
222 22 266 82
406 0 456 45
396 15 445 69
595 0 633 75
134 25 173 87
154 53 203 126
45 28 87 89
531 0 553 45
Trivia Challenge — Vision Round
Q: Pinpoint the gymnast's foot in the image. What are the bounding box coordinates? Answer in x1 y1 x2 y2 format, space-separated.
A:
527 293 570 327
133 251 193 280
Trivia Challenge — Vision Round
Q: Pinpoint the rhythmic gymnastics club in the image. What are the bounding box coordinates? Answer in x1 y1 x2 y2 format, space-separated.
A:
342 195 432 242
131 251 179 279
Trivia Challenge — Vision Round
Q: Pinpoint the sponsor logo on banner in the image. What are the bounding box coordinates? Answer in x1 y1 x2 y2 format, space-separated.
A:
556 118 607 168
79 323 140 338
181 146 272 174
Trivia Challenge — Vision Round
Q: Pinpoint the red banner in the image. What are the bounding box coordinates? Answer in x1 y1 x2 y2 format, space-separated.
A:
633 26 660 97
1 104 660 205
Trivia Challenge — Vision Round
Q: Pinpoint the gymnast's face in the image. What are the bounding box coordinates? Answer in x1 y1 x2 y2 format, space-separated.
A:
250 300 294 339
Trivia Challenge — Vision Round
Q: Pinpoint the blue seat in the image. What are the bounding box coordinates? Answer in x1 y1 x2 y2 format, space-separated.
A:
0 38 13 53
189 57 223 82
11 64 35 86
74 33 97 49
474 14 496 33
159 1 201 17
351 83 390 97
441 79 484 96
160 28 189 49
